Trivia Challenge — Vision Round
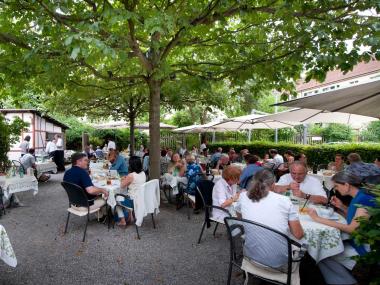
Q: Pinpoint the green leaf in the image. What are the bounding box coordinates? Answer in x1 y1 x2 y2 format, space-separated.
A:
70 47 80 59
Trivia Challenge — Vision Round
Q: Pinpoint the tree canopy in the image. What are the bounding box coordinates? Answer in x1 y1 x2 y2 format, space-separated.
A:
0 0 378 177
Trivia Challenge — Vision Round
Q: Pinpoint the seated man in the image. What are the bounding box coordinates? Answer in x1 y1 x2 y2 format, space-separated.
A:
210 147 223 168
269 149 284 169
215 153 230 171
239 154 262 189
328 153 346 172
95 146 104 159
346 153 380 180
20 148 50 182
108 149 129 177
275 161 327 204
63 153 108 212
375 157 380 168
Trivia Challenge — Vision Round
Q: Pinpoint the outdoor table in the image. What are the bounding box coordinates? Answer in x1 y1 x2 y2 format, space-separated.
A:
35 161 57 176
0 175 38 200
89 161 110 171
91 175 121 208
162 173 190 194
308 173 334 190
0 224 17 267
299 206 347 262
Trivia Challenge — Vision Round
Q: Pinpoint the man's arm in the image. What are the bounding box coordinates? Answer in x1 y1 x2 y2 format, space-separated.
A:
85 186 109 199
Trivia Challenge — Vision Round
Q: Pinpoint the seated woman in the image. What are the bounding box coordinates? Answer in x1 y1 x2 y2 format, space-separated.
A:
184 154 203 195
168 153 185 177
236 169 304 269
212 166 241 221
116 156 146 226
307 171 376 285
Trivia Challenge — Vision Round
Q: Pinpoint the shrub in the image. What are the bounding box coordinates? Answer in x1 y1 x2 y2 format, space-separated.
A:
208 141 380 167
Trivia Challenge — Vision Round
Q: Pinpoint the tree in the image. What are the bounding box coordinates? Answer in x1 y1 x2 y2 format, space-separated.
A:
46 84 148 155
361 121 380 142
0 115 28 172
320 123 353 142
0 1 378 178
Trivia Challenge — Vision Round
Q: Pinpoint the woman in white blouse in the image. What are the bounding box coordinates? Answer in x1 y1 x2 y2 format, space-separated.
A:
212 166 241 221
235 169 304 269
116 156 146 226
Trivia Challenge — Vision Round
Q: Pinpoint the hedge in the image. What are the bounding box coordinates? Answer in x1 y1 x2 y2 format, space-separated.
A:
208 141 380 167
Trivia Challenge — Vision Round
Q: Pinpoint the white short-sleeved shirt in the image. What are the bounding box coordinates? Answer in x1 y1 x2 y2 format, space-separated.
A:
56 138 63 150
212 178 236 221
236 191 299 234
273 154 284 167
45 141 57 154
107 140 116 151
236 191 299 268
276 173 327 197
19 140 29 155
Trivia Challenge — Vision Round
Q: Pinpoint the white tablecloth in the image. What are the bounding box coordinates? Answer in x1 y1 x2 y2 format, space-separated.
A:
0 175 38 199
92 179 121 208
309 173 334 190
35 161 57 175
299 206 347 263
161 173 188 195
0 224 17 267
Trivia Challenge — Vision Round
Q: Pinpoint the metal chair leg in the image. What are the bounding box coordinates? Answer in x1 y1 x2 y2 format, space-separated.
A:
213 222 219 236
82 215 89 242
132 210 140 239
64 212 70 234
226 261 233 285
151 213 156 229
197 221 206 244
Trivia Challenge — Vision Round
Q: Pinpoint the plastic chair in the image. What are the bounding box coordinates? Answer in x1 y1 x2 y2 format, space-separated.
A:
12 160 26 173
115 179 159 239
197 179 232 244
224 217 306 285
61 181 107 242
114 193 142 239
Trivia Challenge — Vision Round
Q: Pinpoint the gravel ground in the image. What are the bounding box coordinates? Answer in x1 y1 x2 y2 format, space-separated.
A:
0 172 243 285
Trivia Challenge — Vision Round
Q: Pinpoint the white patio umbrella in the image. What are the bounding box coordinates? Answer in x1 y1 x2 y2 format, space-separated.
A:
173 124 202 133
256 108 377 127
212 113 299 130
275 80 380 118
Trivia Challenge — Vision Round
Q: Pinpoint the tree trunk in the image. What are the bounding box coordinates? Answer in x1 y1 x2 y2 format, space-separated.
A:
129 113 135 156
148 79 161 179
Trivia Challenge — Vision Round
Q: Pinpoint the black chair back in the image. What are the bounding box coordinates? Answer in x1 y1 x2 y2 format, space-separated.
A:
196 179 215 208
224 217 303 285
61 182 90 208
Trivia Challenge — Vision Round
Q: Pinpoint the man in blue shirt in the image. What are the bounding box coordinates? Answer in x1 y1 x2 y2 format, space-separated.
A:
108 149 129 176
239 154 262 189
63 153 109 205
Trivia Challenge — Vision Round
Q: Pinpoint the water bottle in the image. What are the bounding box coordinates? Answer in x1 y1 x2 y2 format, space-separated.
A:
19 167 24 178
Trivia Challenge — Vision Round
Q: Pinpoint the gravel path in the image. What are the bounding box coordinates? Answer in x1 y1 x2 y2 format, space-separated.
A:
0 172 241 285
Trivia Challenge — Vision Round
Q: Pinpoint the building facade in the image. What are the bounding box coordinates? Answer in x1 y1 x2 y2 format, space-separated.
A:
0 109 68 161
